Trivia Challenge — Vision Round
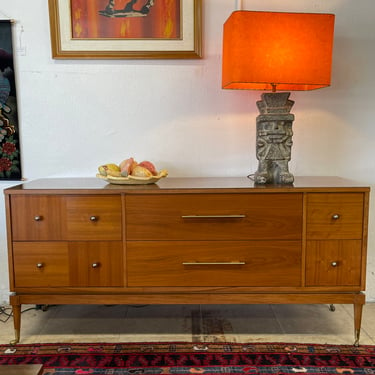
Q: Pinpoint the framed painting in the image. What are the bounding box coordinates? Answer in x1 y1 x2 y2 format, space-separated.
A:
48 0 202 59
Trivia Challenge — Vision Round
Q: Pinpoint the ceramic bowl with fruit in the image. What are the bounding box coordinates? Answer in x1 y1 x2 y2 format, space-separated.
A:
96 157 168 185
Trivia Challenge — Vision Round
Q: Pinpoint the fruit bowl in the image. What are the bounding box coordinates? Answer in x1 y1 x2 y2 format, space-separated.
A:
96 169 168 185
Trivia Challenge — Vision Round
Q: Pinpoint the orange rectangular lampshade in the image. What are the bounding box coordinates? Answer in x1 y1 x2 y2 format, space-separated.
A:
222 11 335 91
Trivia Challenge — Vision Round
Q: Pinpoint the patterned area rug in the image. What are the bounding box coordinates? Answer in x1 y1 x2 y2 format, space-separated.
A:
1 342 375 374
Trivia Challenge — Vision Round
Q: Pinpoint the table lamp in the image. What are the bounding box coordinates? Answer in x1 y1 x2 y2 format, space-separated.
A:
222 11 335 184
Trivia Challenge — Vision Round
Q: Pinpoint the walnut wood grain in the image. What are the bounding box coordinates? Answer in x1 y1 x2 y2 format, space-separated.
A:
11 195 63 240
4 177 370 345
306 240 363 287
126 193 303 241
64 196 122 240
306 193 365 239
13 242 70 287
127 240 301 287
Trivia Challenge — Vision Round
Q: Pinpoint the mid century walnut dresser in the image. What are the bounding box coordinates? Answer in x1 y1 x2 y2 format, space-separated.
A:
4 176 369 345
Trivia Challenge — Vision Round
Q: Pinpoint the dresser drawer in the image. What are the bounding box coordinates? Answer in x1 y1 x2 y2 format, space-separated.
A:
306 193 364 239
127 241 302 287
11 195 122 241
306 240 362 287
13 241 124 287
11 195 63 241
126 193 303 240
64 196 122 240
68 241 124 287
13 242 70 287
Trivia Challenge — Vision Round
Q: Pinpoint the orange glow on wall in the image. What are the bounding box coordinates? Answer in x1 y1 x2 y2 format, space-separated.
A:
222 11 335 91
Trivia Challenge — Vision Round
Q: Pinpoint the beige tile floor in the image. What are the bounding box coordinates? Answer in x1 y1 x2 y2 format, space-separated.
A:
0 303 374 345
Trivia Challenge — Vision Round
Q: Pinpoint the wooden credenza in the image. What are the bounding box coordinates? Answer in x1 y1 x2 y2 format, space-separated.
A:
4 177 370 345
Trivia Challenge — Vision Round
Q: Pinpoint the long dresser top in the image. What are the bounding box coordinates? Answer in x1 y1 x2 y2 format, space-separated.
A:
3 176 370 195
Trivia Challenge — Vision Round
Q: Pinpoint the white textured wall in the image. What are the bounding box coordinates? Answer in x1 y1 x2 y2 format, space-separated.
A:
0 0 374 303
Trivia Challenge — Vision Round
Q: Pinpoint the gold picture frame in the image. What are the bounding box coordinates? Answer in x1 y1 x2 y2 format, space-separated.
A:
48 0 202 59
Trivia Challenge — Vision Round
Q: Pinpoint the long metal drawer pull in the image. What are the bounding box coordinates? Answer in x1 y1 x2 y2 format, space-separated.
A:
183 261 246 265
181 215 246 219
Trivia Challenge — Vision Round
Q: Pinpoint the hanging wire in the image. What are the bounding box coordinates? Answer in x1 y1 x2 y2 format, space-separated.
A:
0 305 39 323
0 306 13 323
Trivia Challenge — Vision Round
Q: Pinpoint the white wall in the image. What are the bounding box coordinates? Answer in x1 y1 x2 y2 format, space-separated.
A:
0 0 374 303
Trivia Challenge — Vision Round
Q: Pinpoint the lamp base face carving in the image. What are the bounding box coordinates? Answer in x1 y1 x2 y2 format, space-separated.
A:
254 92 295 185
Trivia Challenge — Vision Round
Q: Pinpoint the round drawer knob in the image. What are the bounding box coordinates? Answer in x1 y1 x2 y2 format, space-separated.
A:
92 263 100 268
332 214 340 220
90 216 98 222
34 215 43 221
331 261 338 267
36 263 44 269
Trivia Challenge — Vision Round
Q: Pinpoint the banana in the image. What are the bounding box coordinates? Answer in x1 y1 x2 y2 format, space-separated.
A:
98 163 120 176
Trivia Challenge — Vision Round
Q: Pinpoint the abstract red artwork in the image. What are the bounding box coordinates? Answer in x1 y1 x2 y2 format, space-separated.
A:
70 0 181 39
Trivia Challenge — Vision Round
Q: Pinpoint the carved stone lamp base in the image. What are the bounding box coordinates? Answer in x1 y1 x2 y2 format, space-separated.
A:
254 92 295 185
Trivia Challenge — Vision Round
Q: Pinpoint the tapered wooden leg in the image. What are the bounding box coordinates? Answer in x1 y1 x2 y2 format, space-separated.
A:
10 302 21 345
353 302 363 347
